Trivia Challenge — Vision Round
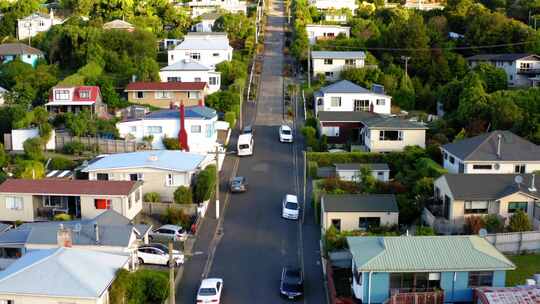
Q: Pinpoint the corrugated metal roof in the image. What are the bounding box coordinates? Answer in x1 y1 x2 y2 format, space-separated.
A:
320 80 371 94
0 248 128 298
143 106 217 120
0 43 44 56
322 194 398 213
466 53 538 62
347 236 515 272
161 60 212 71
0 179 140 196
311 51 365 59
175 33 231 50
81 150 205 173
125 81 207 91
318 111 427 129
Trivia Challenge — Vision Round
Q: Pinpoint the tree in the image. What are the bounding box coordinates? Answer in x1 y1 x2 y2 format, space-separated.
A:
508 209 532 232
473 63 507 93
174 186 193 204
484 214 504 233
194 165 217 203
23 137 43 160
15 160 44 179
465 215 485 234
456 73 489 124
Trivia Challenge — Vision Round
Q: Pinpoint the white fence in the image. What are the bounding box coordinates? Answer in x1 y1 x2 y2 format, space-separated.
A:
484 231 540 254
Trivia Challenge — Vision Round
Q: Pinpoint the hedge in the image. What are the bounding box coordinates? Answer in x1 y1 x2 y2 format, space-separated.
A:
307 151 384 167
194 165 217 203
49 156 76 170
174 186 193 204
308 161 318 178
224 111 236 128
109 269 169 304
143 192 161 202
63 141 86 155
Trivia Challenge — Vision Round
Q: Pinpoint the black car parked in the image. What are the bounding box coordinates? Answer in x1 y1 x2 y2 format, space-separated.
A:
280 266 303 299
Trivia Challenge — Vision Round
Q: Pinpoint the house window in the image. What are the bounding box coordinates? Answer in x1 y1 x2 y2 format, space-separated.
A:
167 77 181 82
191 125 202 133
354 100 369 112
209 77 218 85
468 271 493 287
324 32 335 37
508 202 528 213
377 171 384 177
322 126 339 137
379 130 403 141
54 89 70 100
443 152 448 160
79 90 90 99
5 196 23 210
128 197 132 209
170 54 174 62
135 190 141 202
136 91 144 99
376 99 385 105
0 300 14 304
129 126 137 132
330 97 341 107
324 59 333 65
449 156 455 164
166 174 183 187
155 91 171 99
129 173 143 181
94 199 111 210
331 219 341 231
43 196 65 208
206 123 214 137
190 53 201 60
473 164 493 170
514 164 526 174
325 72 334 77
194 77 202 82
390 273 441 291
146 126 162 134
96 173 109 181
358 217 380 230
0 248 21 259
345 59 355 65
213 53 220 57
464 201 489 214
188 91 201 99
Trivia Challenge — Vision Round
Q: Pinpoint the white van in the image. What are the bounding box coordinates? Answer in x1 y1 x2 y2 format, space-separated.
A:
237 133 253 156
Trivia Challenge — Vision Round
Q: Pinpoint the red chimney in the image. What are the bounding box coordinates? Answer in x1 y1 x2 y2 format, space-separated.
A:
178 102 189 151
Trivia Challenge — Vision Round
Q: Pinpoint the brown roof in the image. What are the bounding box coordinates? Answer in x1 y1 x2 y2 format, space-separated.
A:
125 82 207 92
0 43 44 56
0 179 141 196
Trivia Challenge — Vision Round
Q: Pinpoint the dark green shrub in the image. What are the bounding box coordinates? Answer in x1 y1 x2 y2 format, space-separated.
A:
305 116 318 129
63 141 85 155
308 161 318 178
484 214 504 233
49 156 75 170
174 186 193 204
194 165 217 203
415 226 436 236
508 209 532 232
224 111 236 128
162 136 180 150
109 269 169 304
163 208 191 228
23 137 43 160
143 192 161 202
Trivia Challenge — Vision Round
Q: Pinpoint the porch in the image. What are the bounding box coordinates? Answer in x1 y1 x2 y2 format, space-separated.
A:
386 288 445 304
33 195 82 221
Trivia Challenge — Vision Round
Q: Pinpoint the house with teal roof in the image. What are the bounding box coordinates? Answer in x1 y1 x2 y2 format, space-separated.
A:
347 235 515 304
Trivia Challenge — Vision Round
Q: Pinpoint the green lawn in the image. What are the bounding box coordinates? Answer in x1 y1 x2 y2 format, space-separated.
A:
506 254 540 286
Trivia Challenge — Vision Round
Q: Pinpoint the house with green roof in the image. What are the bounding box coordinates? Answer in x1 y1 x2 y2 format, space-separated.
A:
347 235 515 304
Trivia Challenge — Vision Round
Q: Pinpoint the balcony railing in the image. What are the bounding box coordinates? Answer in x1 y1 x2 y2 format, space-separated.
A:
517 68 540 75
388 288 445 304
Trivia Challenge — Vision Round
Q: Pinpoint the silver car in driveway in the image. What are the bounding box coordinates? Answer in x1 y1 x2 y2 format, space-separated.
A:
149 225 187 242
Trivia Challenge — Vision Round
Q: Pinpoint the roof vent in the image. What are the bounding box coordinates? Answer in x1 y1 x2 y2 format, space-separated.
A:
148 155 159 162
529 174 537 192
496 134 502 159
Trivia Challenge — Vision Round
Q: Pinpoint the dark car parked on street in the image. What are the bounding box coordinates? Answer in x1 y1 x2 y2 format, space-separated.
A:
280 266 303 300
229 176 247 193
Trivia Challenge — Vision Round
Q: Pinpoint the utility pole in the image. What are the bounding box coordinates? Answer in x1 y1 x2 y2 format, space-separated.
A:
307 43 311 88
168 241 175 304
401 56 411 77
215 145 220 219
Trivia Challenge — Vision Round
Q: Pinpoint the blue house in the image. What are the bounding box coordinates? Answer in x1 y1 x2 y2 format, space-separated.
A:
347 235 515 304
0 43 44 67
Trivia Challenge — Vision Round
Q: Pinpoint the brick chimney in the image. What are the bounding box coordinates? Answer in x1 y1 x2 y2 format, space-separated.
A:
178 102 189 151
57 224 72 248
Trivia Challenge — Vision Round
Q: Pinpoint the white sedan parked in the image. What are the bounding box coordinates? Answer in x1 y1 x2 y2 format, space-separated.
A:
279 125 293 143
282 194 300 220
196 278 223 304
137 243 184 267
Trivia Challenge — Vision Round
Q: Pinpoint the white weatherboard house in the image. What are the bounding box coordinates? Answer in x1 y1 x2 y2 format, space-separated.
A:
17 11 63 40
306 24 350 45
309 0 358 13
159 59 221 94
0 247 129 304
186 0 247 17
334 163 390 182
312 51 365 80
117 106 220 152
168 32 233 68
314 80 391 116
466 53 540 87
441 130 540 174
82 150 208 202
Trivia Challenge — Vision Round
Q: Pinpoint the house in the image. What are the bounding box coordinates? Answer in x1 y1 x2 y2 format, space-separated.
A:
474 286 540 304
334 163 390 182
431 173 540 232
0 179 143 222
314 80 391 116
81 150 208 202
0 210 150 269
317 111 427 151
347 235 515 304
466 53 540 87
124 81 208 109
158 38 183 51
0 247 129 303
45 85 107 117
186 0 246 17
306 24 350 45
0 43 44 67
17 11 63 40
117 105 221 152
159 59 221 94
192 12 221 32
167 32 233 68
4 128 55 151
441 130 540 174
309 0 357 13
321 194 398 233
312 51 365 80
103 19 135 31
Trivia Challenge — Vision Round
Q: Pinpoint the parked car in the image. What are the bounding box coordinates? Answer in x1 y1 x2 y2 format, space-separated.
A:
137 243 184 267
282 194 300 220
242 125 254 135
149 225 187 242
229 176 247 193
280 266 304 299
196 278 223 303
279 125 293 143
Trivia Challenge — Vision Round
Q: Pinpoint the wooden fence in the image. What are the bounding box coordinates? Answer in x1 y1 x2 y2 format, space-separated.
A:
484 231 540 254
142 202 198 217
55 134 137 154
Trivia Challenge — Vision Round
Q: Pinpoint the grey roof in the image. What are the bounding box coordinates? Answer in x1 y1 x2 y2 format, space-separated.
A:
318 111 427 130
175 33 230 50
0 43 44 56
199 12 221 20
322 194 398 213
144 106 217 120
160 60 212 71
442 130 540 161
319 80 371 94
466 53 539 62
440 173 540 201
0 247 128 298
312 51 365 59
334 163 389 171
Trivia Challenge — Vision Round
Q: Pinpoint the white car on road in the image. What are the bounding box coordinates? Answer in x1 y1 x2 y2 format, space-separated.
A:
279 125 293 143
137 243 184 267
197 278 223 303
282 194 300 220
